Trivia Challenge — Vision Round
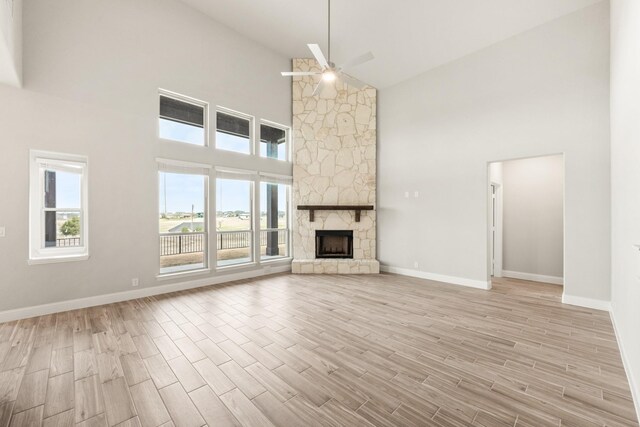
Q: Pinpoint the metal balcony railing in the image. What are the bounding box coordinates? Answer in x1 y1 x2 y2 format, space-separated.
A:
160 229 288 256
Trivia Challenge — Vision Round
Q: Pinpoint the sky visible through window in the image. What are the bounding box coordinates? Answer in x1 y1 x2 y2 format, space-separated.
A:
260 141 286 160
260 182 287 213
159 118 204 145
159 172 205 214
216 132 250 154
47 170 81 209
216 179 251 213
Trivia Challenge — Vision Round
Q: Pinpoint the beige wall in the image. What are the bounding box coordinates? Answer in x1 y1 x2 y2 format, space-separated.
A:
0 0 21 86
502 155 564 279
378 2 610 301
611 0 640 417
0 0 291 314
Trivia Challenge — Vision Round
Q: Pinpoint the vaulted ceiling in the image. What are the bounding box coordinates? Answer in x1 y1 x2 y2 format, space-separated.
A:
179 0 603 88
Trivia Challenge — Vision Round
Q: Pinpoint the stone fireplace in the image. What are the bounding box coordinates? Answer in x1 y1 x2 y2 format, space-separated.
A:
291 58 380 274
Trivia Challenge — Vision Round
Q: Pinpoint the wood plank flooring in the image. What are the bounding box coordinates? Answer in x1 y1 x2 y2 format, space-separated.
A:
0 273 637 426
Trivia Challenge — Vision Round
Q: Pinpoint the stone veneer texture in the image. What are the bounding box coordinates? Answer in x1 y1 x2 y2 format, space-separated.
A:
291 58 379 274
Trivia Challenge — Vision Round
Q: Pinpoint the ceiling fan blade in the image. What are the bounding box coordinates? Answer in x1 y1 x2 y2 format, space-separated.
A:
340 74 366 90
313 80 326 97
307 44 329 68
281 71 321 76
339 51 374 71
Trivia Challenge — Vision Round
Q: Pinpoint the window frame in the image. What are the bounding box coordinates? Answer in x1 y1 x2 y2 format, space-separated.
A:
158 89 209 147
258 174 292 262
215 168 257 269
157 158 211 277
258 119 291 162
214 107 255 156
29 150 89 264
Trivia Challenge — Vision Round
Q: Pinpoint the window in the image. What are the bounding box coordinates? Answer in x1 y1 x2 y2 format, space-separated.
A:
158 160 209 275
216 110 252 154
216 171 254 266
159 91 207 146
29 151 88 263
259 178 290 260
259 122 288 161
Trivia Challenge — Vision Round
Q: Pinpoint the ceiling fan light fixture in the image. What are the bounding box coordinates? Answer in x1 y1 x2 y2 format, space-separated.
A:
280 0 373 93
322 71 336 82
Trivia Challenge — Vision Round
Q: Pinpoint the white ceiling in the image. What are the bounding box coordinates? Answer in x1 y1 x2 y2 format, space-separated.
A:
180 0 603 88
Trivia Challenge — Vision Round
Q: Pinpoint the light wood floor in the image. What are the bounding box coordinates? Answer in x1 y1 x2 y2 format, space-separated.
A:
0 273 637 427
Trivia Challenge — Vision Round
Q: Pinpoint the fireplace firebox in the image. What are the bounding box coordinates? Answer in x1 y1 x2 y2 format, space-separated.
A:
315 230 353 259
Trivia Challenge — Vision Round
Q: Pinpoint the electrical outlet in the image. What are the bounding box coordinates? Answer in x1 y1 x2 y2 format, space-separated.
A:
0 226 5 238
131 278 139 287
413 261 419 269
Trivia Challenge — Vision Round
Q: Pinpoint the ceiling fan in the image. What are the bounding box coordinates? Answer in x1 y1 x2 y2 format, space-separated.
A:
281 0 374 96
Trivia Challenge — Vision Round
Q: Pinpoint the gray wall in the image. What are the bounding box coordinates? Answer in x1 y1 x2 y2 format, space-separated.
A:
502 155 564 279
0 0 291 312
0 0 21 86
378 2 610 301
611 0 640 416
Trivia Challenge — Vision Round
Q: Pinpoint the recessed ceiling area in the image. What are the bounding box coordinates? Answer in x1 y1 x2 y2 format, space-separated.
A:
178 0 604 88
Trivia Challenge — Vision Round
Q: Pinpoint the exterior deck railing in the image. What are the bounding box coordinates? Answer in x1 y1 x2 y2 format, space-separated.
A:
160 229 288 256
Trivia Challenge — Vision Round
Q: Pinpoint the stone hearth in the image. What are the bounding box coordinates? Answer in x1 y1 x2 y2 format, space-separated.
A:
291 58 380 274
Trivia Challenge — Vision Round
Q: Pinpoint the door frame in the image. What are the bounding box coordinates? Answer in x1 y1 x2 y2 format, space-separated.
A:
489 182 503 278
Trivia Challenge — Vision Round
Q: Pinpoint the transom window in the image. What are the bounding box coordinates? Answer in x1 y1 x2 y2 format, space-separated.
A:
260 122 288 161
216 110 252 154
159 91 207 146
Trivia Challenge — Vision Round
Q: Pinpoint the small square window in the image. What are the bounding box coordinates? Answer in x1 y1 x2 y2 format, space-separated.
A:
159 92 207 146
216 110 252 154
259 123 288 161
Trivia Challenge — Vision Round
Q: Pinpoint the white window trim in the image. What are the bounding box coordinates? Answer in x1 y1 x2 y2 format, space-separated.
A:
215 106 255 156
158 89 209 147
258 119 291 162
29 150 89 265
157 159 211 277
258 177 292 262
215 171 256 268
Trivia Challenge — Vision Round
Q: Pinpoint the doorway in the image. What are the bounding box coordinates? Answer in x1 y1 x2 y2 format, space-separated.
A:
488 154 564 288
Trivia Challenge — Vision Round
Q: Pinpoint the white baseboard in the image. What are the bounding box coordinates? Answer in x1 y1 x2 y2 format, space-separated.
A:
502 270 563 285
610 308 640 424
0 265 291 323
561 293 611 311
381 265 490 290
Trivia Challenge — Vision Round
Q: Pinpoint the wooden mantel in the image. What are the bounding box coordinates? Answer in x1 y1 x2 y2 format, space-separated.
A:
297 205 374 222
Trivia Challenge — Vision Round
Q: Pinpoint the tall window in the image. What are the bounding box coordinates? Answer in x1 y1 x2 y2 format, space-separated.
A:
216 110 252 154
158 161 209 275
259 122 288 161
216 173 253 266
159 91 207 146
260 179 290 260
29 151 88 263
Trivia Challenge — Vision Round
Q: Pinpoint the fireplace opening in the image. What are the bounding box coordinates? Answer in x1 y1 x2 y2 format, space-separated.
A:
315 230 353 259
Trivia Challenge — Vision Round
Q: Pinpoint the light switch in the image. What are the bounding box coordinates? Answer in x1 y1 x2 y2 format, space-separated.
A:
404 191 409 198
0 227 5 237
414 191 419 198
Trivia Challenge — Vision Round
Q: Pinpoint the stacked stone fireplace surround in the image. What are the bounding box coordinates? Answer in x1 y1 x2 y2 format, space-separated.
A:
291 58 380 274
